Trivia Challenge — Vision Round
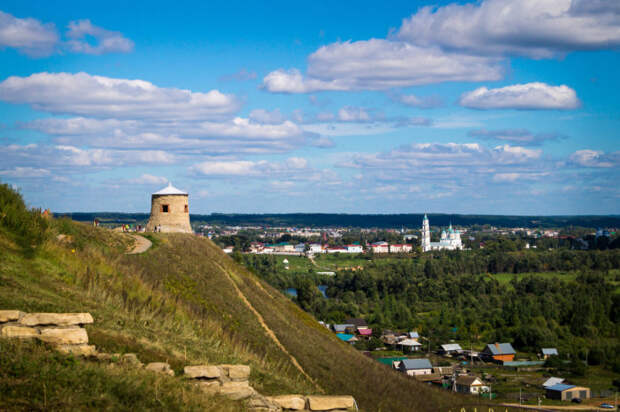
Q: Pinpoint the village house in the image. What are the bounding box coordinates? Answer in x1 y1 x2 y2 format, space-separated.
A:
398 338 423 352
345 244 364 253
332 324 355 334
455 376 488 394
369 242 389 253
308 243 324 254
481 342 516 363
408 331 420 339
389 244 413 253
344 318 368 328
545 384 591 401
398 358 433 376
336 334 358 345
326 246 347 254
541 348 558 359
222 246 234 254
439 343 463 356
542 377 565 388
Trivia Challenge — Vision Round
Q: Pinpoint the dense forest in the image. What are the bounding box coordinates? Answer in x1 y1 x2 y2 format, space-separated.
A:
237 248 620 373
61 212 620 229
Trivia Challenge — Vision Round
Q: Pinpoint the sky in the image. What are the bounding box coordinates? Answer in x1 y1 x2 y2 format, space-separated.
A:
0 0 619 215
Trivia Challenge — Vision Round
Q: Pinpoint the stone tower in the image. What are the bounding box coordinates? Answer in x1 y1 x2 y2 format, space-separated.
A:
145 183 192 233
421 214 431 252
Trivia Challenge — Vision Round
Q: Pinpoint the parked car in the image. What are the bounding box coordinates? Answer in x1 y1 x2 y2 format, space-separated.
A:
571 398 582 404
599 404 615 410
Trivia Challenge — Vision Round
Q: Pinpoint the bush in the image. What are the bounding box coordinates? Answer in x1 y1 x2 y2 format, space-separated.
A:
0 182 48 253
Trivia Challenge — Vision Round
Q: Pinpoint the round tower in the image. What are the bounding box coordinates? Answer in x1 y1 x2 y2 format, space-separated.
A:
145 183 192 233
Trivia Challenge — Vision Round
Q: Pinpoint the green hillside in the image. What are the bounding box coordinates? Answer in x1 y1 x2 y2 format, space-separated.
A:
0 183 473 411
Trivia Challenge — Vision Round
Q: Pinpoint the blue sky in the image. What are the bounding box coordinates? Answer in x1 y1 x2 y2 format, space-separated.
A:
0 0 619 215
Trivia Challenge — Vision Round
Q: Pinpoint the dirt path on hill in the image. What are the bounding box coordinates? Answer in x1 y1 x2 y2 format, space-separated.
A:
126 235 152 254
215 262 322 392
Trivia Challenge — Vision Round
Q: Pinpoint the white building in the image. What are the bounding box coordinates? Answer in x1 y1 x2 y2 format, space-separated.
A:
308 244 324 254
346 244 364 253
421 214 463 252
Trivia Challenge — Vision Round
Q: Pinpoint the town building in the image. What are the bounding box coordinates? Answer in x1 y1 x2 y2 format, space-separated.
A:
455 376 488 394
369 241 389 253
146 183 192 233
439 343 463 356
398 358 433 376
541 348 559 359
389 244 413 253
481 342 516 363
421 214 463 252
545 384 590 401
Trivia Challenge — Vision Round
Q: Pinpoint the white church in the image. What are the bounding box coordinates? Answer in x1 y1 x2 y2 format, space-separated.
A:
421 214 463 252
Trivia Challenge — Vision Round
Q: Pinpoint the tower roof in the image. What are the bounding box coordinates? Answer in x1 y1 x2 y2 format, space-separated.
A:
153 182 187 195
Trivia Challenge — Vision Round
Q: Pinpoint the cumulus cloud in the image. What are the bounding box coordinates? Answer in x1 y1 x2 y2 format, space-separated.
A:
23 116 308 154
249 108 285 124
190 157 310 177
262 40 503 93
1 143 176 172
389 91 442 109
338 142 543 186
569 150 620 168
0 72 240 120
126 174 168 185
338 106 371 122
0 166 51 178
459 82 580 110
397 0 620 58
469 128 566 145
65 19 133 55
0 10 58 56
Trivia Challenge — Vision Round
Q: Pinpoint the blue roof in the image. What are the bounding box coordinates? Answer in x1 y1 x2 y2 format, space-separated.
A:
542 348 558 355
408 331 419 338
400 358 432 370
336 334 354 342
485 343 516 355
547 384 576 392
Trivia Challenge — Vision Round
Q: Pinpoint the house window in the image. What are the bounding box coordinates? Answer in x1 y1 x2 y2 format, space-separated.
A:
161 204 169 213
184 204 188 213
579 391 586 399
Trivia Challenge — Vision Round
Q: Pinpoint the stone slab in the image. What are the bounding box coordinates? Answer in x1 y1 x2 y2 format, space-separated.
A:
307 396 355 411
266 395 306 410
56 344 97 357
1 325 39 339
0 310 23 323
145 362 175 376
184 365 221 379
219 381 255 400
20 313 94 326
197 380 221 394
247 394 282 411
226 364 251 380
38 328 89 345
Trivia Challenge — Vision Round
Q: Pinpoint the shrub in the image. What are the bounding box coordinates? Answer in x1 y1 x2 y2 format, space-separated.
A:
0 182 48 253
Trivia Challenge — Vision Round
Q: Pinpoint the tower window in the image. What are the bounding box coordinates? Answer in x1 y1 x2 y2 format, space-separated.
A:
184 204 188 213
161 204 169 213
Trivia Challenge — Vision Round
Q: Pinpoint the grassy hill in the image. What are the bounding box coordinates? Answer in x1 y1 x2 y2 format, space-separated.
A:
0 183 474 411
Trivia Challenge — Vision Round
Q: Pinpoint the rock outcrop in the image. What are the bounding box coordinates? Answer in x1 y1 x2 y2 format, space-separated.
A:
1 311 357 411
0 310 94 355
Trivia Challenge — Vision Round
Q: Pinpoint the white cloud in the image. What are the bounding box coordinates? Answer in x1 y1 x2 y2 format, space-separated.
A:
262 39 503 93
569 150 620 168
338 106 371 122
126 174 168 185
249 108 285 124
469 128 565 145
0 166 51 178
0 10 58 57
190 157 310 177
397 0 620 58
459 82 580 110
0 72 240 120
492 172 549 182
65 19 133 55
389 91 442 109
24 116 308 154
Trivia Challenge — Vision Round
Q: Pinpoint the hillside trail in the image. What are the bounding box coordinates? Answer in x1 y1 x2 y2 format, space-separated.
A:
125 235 152 254
214 261 323 393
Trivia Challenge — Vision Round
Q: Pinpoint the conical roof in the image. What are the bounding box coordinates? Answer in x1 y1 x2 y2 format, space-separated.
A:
153 182 187 195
